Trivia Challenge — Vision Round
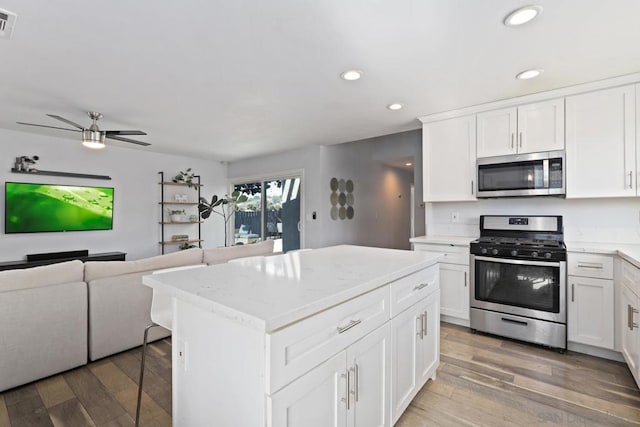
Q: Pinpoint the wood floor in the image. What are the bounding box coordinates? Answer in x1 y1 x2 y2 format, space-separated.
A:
1 323 639 426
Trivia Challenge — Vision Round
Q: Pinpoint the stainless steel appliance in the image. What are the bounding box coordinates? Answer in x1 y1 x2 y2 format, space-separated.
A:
470 215 567 350
476 151 565 198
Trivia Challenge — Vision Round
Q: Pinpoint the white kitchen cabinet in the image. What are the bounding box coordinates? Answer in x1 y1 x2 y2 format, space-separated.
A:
271 323 392 427
390 290 439 424
346 323 391 427
270 351 348 427
476 99 564 158
423 115 476 202
412 241 470 326
620 260 640 387
440 263 470 322
568 276 614 349
566 85 636 198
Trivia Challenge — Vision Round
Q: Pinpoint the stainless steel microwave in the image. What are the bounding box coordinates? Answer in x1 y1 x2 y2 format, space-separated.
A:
476 151 565 198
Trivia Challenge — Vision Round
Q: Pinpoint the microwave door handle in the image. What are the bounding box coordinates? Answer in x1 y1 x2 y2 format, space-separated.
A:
543 159 550 189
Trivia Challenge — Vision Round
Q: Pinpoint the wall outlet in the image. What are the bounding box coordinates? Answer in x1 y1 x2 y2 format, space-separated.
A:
450 212 459 223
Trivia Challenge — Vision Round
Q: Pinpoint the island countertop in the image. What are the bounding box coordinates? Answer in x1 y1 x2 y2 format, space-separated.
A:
143 245 442 333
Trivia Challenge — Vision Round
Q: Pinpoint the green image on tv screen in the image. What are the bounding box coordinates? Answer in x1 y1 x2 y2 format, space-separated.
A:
5 182 114 233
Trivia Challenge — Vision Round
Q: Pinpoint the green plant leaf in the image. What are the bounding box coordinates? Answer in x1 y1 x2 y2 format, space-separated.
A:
231 190 240 198
237 195 248 203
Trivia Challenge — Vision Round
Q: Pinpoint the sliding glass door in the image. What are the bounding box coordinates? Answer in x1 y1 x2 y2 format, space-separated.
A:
233 176 301 252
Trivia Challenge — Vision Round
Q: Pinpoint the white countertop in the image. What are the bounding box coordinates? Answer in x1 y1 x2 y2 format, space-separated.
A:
566 241 640 268
410 235 477 246
143 245 442 333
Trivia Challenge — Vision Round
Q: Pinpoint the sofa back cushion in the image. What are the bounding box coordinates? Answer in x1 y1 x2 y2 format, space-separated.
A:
0 260 84 292
203 240 275 265
84 248 203 282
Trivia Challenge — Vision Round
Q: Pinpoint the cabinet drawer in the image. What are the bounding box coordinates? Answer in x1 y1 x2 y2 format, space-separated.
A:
390 264 439 317
413 243 469 265
568 253 613 279
621 260 640 297
265 286 389 394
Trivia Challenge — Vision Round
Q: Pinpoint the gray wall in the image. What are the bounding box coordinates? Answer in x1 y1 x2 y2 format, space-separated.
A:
227 129 423 249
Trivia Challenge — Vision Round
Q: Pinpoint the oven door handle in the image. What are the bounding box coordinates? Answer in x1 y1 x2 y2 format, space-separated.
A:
473 255 561 268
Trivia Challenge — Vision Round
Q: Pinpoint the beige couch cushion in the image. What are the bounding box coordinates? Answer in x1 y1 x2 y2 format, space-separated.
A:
84 248 203 282
203 239 275 265
0 260 84 292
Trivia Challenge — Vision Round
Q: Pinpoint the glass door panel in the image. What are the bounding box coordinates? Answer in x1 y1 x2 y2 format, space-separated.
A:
233 182 262 245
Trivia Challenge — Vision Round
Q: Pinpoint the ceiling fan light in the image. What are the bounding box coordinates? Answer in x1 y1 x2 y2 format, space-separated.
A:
82 130 106 149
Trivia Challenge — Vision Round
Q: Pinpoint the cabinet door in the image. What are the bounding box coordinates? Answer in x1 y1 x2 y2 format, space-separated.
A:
476 107 517 158
269 351 348 427
517 99 565 154
416 291 440 384
566 85 636 198
347 324 391 427
439 263 469 321
423 115 477 202
568 276 614 349
390 303 421 424
621 284 640 380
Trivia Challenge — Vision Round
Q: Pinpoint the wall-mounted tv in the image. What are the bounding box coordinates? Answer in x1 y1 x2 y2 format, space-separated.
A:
5 182 114 233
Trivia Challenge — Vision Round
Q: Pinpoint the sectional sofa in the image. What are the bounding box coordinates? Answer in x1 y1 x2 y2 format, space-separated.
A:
0 240 275 392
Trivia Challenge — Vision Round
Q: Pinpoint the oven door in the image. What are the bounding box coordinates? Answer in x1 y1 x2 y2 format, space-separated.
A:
470 255 566 323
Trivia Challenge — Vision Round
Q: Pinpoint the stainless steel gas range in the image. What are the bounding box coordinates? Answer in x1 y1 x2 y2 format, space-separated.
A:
469 215 567 350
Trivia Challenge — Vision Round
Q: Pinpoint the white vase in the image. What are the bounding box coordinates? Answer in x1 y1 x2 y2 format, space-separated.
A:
170 214 185 222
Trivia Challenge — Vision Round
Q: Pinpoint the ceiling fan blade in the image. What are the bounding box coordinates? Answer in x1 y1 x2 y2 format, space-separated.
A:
16 122 81 132
106 134 151 146
105 130 147 136
46 114 85 130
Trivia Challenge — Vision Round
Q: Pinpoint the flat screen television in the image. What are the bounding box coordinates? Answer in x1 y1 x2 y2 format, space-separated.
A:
5 182 114 233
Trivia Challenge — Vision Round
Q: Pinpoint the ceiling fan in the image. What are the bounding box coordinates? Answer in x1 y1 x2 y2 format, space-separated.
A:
17 111 150 149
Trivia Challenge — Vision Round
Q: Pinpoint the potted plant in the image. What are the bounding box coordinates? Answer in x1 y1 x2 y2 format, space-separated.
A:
172 168 199 189
199 190 248 246
168 209 187 222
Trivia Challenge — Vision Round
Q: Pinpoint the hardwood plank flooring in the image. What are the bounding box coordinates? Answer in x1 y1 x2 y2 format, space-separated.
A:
1 324 639 426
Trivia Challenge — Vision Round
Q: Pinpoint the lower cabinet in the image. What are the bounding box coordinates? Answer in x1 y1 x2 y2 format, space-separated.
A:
440 263 469 323
620 260 640 387
567 275 614 349
270 323 392 427
390 290 440 424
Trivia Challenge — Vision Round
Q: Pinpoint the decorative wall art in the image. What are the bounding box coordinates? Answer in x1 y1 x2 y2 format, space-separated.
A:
330 177 354 220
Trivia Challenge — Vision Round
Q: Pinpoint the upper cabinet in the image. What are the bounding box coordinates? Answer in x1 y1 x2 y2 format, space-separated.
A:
566 85 637 198
423 115 476 202
476 99 565 158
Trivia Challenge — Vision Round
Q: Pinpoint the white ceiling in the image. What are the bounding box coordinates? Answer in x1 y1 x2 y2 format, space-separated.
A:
1 1 639 161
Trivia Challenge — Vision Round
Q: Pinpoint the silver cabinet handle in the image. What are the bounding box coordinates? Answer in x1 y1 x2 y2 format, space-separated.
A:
354 364 359 402
630 304 639 330
464 271 467 287
571 284 575 302
337 319 361 334
413 282 430 291
576 262 603 269
519 131 523 148
511 133 514 149
341 372 350 409
422 311 427 338
416 314 424 339
629 171 633 189
471 180 474 195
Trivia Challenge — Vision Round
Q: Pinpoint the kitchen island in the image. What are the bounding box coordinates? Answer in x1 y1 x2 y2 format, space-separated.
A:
143 245 442 426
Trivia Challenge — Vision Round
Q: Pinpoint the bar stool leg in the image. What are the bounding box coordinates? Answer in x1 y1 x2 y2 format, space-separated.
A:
135 323 158 427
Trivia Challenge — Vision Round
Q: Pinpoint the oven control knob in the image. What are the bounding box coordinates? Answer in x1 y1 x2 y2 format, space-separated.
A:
480 248 487 254
531 251 539 258
491 249 499 255
544 252 552 259
510 250 518 256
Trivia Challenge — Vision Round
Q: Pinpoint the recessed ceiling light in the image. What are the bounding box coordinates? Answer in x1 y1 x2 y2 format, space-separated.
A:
504 5 543 26
340 70 363 81
405 162 413 167
387 103 404 111
516 68 543 80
